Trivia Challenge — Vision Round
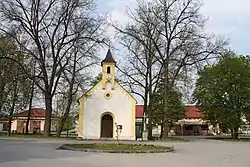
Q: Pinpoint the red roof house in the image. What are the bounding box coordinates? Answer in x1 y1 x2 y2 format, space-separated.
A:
135 105 144 118
185 105 202 119
14 108 47 117
11 108 57 133
13 108 57 118
136 105 202 119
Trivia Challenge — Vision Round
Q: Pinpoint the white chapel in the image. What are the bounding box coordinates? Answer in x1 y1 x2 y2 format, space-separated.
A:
77 49 136 140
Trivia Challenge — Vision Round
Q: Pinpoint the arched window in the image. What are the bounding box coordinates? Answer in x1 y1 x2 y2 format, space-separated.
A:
107 66 111 74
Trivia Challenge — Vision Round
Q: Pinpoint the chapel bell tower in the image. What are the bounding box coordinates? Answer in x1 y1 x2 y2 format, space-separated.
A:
101 49 116 90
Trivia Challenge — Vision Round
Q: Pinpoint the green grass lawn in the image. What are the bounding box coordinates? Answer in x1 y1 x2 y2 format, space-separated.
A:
59 143 174 153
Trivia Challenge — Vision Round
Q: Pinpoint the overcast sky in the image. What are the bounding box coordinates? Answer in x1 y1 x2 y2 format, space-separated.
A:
97 0 250 57
35 0 250 107
89 0 250 104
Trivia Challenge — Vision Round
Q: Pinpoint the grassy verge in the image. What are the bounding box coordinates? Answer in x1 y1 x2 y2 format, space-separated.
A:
205 136 250 142
151 136 190 142
0 132 76 140
58 143 174 153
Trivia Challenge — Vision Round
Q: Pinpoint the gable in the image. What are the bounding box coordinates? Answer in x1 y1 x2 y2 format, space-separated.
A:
77 81 102 101
78 80 136 103
115 81 137 103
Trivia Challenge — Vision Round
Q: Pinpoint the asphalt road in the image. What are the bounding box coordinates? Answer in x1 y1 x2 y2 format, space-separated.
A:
0 139 90 166
0 138 250 167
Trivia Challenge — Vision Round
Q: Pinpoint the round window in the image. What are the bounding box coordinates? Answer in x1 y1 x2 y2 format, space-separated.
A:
104 92 112 99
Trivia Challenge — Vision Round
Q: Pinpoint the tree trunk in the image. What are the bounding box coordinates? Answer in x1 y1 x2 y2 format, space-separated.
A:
230 128 234 139
161 122 173 139
0 80 5 114
233 131 239 139
147 98 153 140
231 127 239 139
160 115 164 139
142 89 148 134
163 115 169 138
56 91 73 137
147 57 153 140
142 65 149 140
168 123 173 136
26 80 34 134
8 81 18 136
56 53 77 137
162 69 169 139
7 118 12 136
44 93 52 136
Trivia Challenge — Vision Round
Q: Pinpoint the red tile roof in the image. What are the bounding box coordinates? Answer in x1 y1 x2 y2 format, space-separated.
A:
185 105 201 119
14 108 46 117
136 105 144 118
136 105 202 119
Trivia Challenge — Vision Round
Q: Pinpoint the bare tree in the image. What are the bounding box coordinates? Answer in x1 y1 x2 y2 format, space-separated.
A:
115 6 163 139
25 61 36 134
56 39 100 137
0 0 107 136
0 36 14 113
1 57 31 136
114 0 227 138
0 34 33 135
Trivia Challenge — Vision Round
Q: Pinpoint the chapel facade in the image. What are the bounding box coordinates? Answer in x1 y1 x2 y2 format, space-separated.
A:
77 49 136 140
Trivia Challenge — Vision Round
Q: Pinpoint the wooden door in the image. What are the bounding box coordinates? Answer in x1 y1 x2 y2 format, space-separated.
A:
101 114 113 138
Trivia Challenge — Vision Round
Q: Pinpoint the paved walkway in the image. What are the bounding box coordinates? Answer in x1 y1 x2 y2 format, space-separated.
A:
0 138 250 167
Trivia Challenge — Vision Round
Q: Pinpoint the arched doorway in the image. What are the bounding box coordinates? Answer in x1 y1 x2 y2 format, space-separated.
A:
101 114 113 138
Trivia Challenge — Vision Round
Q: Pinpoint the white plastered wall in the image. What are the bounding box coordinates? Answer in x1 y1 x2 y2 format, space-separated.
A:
80 82 135 140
